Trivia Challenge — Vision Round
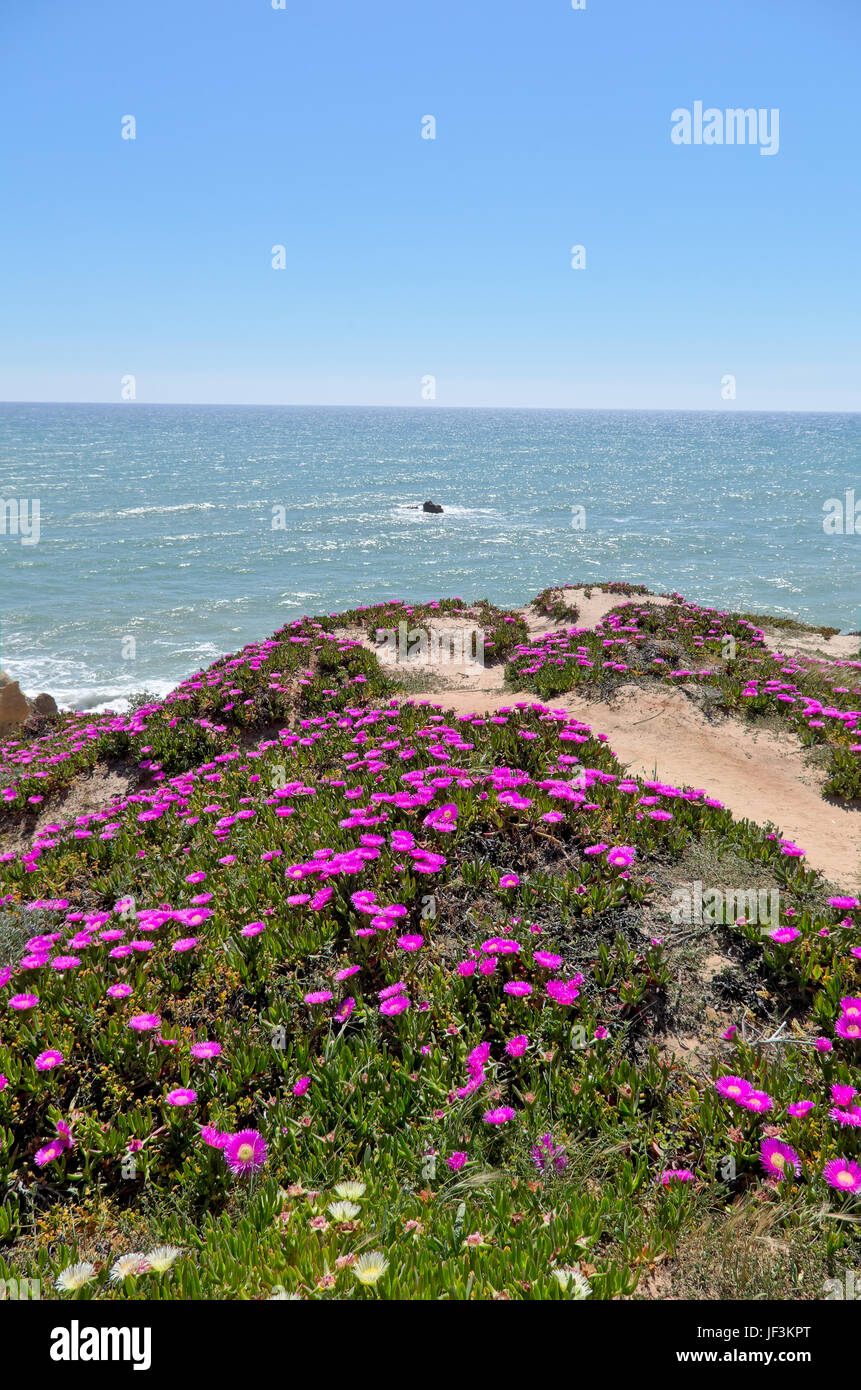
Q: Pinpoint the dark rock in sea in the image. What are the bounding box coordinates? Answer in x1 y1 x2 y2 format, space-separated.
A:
422 500 444 513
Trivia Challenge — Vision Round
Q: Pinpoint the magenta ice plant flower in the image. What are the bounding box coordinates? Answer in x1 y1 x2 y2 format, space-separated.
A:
714 1075 752 1104
35 1050 64 1071
128 1013 161 1032
760 1138 801 1180
823 1158 861 1193
224 1129 268 1176
165 1088 197 1107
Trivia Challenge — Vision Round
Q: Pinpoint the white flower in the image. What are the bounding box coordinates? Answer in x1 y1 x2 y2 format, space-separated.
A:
352 1251 389 1286
327 1200 361 1221
109 1252 148 1283
55 1260 97 1293
551 1265 591 1298
145 1245 183 1272
333 1180 366 1201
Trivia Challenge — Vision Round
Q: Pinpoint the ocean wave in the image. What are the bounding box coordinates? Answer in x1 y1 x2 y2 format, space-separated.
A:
69 679 178 714
70 503 218 521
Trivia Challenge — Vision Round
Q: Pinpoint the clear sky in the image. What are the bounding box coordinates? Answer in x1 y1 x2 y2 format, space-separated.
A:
1 0 859 409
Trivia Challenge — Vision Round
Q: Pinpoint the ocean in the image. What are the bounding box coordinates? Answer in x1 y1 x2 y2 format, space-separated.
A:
0 403 858 711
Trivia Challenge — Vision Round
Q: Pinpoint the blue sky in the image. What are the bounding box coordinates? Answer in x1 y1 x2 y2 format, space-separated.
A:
1 0 859 409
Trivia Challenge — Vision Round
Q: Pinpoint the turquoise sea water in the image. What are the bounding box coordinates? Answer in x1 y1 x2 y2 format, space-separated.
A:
0 403 858 709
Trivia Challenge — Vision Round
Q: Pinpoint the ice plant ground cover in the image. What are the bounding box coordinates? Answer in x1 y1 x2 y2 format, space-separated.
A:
0 586 858 1300
507 588 861 800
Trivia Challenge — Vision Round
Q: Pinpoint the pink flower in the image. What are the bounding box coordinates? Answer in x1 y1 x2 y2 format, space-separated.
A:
423 803 458 833
482 1107 516 1125
546 979 580 1006
606 846 636 869
760 1138 801 1180
293 1076 311 1097
787 1100 815 1118
201 1125 229 1149
8 993 38 1011
504 981 532 997
446 1151 468 1171
165 1088 197 1107
531 1133 567 1173
397 934 424 952
224 1128 268 1176
714 1075 752 1103
659 1168 695 1185
191 1041 222 1060
467 1043 491 1070
34 1140 66 1167
56 1120 75 1150
380 995 410 1016
830 1106 861 1129
35 1050 64 1071
823 1158 861 1193
379 983 408 1000
334 997 355 1023
304 991 333 1006
128 1013 161 1032
740 1089 774 1114
505 1034 529 1057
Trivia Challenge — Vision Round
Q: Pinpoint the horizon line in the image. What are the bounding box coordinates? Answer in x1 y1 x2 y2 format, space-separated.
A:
2 400 861 416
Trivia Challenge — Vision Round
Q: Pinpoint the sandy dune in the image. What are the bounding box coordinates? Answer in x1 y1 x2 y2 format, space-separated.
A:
761 629 859 662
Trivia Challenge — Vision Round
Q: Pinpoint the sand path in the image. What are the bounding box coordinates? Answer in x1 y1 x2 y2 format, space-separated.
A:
383 587 861 894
